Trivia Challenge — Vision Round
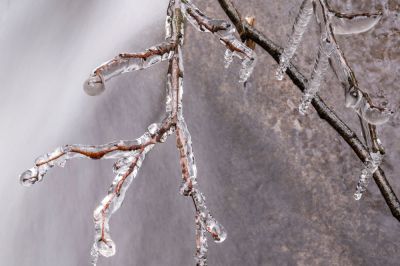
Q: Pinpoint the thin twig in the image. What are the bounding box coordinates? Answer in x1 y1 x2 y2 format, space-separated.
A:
217 0 400 221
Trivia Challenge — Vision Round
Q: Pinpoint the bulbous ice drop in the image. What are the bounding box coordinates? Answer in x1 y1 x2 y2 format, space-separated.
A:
359 103 393 125
20 167 39 187
191 188 227 247
206 218 227 243
95 238 116 258
346 92 394 125
84 75 105 96
332 12 382 35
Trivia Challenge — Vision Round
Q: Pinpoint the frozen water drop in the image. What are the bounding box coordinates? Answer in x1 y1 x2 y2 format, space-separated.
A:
84 76 105 96
97 239 116 258
206 218 227 243
353 191 362 201
57 159 67 168
20 167 39 187
332 12 382 35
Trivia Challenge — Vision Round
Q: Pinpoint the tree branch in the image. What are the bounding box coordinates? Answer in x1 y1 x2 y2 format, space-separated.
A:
217 0 400 221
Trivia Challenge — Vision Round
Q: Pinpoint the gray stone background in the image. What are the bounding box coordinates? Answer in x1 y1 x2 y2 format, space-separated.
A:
1 0 399 265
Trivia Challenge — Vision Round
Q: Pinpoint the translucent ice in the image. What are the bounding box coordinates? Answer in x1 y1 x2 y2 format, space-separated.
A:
84 42 176 95
194 213 208 266
181 0 256 82
354 152 383 200
176 119 198 196
192 189 227 243
299 37 334 115
276 0 314 81
332 12 382 35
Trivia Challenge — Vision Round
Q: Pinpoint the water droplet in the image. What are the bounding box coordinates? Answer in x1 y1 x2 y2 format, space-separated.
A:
83 75 105 96
96 239 116 258
20 167 39 187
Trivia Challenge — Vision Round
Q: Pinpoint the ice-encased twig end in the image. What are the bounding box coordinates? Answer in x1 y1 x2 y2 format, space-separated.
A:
84 75 105 96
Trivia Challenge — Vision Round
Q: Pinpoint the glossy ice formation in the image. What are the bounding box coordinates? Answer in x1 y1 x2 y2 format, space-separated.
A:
181 0 256 82
299 37 334 115
354 152 383 200
332 12 382 35
276 0 314 81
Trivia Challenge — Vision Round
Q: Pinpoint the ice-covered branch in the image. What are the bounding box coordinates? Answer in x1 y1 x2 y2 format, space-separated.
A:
181 0 256 82
316 0 392 126
20 1 231 265
176 118 198 195
192 188 227 266
194 212 208 266
83 41 176 96
90 127 156 262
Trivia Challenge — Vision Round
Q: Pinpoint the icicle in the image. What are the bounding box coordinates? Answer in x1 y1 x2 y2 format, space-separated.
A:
180 0 256 82
354 152 383 200
224 49 233 69
194 213 208 266
239 57 256 83
299 37 334 115
276 0 314 80
90 243 99 266
331 12 382 35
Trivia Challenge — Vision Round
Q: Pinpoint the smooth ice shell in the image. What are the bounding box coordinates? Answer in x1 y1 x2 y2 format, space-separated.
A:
96 239 116 257
19 167 39 187
83 76 105 96
332 13 382 35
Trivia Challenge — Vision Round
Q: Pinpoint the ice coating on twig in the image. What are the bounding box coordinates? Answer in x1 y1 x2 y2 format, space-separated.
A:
84 42 176 96
21 1 228 265
354 152 383 200
331 12 382 35
91 127 156 262
194 213 208 266
276 0 314 81
176 118 198 195
192 189 227 244
19 140 155 187
299 37 334 115
181 0 256 82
